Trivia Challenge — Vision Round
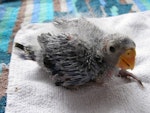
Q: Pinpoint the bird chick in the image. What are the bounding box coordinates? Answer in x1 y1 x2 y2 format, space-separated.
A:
15 18 143 88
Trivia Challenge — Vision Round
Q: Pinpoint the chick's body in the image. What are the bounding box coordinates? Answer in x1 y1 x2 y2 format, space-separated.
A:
34 18 135 87
37 33 112 87
15 18 137 87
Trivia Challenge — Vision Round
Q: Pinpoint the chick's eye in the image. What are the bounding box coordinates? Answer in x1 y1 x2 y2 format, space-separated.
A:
109 46 115 53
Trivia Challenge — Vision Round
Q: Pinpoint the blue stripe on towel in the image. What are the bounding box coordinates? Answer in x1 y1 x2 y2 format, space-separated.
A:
140 0 150 10
0 64 2 73
72 0 79 16
104 0 132 16
46 0 54 22
89 0 102 17
0 1 20 68
133 0 147 11
66 0 74 14
0 6 6 21
39 0 47 22
75 0 88 13
0 50 11 64
31 0 40 23
39 0 54 22
0 7 20 52
99 0 106 6
0 96 7 113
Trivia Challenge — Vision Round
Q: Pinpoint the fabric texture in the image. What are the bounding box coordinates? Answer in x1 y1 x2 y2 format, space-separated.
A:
6 11 150 113
1 0 150 113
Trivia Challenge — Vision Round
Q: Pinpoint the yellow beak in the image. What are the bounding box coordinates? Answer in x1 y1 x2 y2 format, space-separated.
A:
116 49 136 70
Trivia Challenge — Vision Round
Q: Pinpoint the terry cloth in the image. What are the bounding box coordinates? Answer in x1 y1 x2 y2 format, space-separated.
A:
6 11 150 113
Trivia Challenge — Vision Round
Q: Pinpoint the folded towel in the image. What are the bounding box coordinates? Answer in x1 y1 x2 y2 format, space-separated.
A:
6 11 150 113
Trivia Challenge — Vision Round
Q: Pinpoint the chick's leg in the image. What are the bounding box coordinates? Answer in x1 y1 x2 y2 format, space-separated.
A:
118 69 143 87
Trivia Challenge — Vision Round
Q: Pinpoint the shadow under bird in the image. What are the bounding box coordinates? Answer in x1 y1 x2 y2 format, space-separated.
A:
15 18 143 88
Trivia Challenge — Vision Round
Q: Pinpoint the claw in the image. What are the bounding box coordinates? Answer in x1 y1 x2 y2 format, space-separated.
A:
118 69 144 87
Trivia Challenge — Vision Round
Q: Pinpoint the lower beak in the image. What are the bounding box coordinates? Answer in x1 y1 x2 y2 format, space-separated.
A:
116 49 136 70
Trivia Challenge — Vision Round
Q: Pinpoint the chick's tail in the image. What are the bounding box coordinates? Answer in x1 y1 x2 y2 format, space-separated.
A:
15 43 36 61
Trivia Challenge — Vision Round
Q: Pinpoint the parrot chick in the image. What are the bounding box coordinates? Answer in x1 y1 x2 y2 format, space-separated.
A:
15 18 143 88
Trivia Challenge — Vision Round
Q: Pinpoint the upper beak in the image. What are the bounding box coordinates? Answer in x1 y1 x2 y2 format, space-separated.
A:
116 48 136 70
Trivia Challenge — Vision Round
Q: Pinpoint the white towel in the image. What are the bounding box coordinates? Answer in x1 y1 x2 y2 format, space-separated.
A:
6 11 150 113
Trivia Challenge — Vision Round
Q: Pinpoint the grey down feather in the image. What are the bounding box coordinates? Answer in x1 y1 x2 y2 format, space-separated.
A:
15 18 142 88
